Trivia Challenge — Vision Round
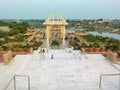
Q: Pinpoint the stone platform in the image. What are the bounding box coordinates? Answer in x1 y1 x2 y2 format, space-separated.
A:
0 49 120 90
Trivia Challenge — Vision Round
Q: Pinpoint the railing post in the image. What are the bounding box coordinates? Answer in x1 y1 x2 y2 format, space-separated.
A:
28 76 30 90
14 76 16 90
119 76 120 89
99 74 120 88
99 75 102 88
4 75 30 90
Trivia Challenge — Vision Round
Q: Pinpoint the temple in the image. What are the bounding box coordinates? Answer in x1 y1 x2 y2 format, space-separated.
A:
44 12 68 49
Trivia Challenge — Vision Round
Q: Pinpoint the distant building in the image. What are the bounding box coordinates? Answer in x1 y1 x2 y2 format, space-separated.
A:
0 26 10 32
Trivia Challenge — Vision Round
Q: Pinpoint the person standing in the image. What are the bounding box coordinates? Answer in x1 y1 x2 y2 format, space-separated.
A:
42 49 45 59
51 54 54 59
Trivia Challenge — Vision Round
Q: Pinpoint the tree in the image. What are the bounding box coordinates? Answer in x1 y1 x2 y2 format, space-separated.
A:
9 29 20 36
21 22 29 27
0 30 7 37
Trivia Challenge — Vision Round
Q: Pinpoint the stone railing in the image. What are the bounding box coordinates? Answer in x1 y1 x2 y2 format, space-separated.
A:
0 48 33 64
12 48 33 56
0 51 5 63
82 48 107 56
81 48 86 54
117 51 120 62
107 51 118 64
2 50 13 65
29 48 33 54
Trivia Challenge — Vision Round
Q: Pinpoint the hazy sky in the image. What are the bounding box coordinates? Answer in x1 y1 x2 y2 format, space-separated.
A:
0 0 120 19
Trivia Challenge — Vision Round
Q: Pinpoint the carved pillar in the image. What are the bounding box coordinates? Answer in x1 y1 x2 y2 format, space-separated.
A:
46 26 50 49
62 26 66 49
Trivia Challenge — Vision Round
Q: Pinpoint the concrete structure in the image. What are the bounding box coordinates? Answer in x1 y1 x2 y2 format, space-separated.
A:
0 49 120 90
44 12 68 49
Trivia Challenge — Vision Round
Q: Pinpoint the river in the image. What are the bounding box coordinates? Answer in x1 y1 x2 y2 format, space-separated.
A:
67 30 120 40
86 31 120 40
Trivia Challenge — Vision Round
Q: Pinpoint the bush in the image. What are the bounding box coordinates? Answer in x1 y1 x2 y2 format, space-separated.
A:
80 43 88 48
2 46 8 50
0 30 8 37
51 40 60 45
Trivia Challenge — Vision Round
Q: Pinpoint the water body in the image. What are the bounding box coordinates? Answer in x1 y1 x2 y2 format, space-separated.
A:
67 30 76 34
67 30 120 40
86 31 120 40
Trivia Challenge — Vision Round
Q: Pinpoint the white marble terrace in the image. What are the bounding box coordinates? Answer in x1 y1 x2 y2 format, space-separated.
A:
0 48 120 90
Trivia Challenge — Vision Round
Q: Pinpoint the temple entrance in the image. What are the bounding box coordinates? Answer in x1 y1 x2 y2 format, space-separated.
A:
52 32 57 40
44 12 68 49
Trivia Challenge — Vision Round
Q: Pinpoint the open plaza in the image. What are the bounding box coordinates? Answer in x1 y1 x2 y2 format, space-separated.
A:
0 48 120 90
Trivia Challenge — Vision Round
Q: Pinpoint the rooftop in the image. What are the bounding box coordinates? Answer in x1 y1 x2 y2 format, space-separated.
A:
0 49 120 90
44 12 68 25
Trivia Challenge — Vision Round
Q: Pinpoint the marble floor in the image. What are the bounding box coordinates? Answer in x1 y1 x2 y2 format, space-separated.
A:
0 49 120 90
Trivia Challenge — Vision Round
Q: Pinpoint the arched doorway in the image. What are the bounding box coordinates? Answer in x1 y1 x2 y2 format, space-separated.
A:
43 12 68 49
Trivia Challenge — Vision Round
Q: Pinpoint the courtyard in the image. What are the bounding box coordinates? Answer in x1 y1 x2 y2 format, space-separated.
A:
0 49 120 90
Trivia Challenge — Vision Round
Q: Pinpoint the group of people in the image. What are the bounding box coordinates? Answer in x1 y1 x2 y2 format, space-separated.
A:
39 48 45 60
40 48 45 54
39 48 54 60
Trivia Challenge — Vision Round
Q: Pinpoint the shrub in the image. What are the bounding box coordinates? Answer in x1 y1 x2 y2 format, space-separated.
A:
51 40 60 45
2 46 8 50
